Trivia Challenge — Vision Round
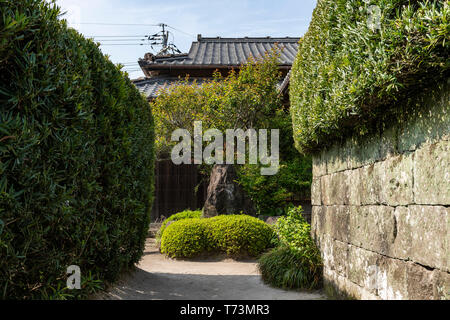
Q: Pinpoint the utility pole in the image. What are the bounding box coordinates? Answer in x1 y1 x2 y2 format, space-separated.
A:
147 23 181 56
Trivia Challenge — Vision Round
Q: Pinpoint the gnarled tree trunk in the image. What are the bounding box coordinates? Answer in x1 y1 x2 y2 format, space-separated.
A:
202 164 256 217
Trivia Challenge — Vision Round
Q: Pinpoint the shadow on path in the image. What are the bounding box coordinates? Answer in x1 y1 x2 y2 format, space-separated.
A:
95 239 325 300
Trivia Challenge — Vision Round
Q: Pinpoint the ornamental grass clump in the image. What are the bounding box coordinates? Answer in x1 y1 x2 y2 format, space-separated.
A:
258 206 323 290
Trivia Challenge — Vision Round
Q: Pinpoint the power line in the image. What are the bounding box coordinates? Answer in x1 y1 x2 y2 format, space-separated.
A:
79 22 160 26
87 35 146 37
166 25 196 38
94 39 147 42
99 43 147 46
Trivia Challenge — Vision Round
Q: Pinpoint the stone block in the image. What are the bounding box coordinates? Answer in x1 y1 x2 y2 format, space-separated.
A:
432 270 450 300
311 205 325 242
393 205 449 271
358 164 382 205
326 143 349 174
379 125 398 160
323 267 380 300
348 133 381 169
348 168 361 205
405 262 435 300
377 256 408 300
312 151 327 178
414 140 450 205
320 236 348 277
321 172 349 205
347 245 381 294
311 178 321 206
324 206 350 243
398 83 450 152
378 153 414 206
349 206 396 255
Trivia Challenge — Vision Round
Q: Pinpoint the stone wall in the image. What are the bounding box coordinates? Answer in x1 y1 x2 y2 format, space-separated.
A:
311 83 449 300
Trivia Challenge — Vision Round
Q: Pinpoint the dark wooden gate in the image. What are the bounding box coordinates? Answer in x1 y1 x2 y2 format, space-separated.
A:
151 160 207 221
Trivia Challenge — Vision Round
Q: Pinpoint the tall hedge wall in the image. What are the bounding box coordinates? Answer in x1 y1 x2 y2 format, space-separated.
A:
290 0 449 153
0 0 155 299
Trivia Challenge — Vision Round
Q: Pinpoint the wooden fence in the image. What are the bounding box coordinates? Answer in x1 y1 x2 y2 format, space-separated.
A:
150 160 208 221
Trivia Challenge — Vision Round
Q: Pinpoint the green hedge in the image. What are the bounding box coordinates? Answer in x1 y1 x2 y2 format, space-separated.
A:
160 215 275 259
156 210 202 242
0 0 155 299
159 218 209 258
206 215 275 256
290 0 449 153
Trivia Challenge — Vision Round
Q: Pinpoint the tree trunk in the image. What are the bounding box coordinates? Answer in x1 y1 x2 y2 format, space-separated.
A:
202 164 256 217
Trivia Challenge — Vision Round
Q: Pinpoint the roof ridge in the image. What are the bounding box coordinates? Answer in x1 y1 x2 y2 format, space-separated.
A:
197 36 300 43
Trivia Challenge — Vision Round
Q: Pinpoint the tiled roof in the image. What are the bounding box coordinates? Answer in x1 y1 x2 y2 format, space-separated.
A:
133 75 287 100
133 77 209 99
140 36 300 67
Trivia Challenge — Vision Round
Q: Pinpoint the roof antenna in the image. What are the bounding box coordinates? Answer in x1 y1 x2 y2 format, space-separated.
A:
147 23 182 56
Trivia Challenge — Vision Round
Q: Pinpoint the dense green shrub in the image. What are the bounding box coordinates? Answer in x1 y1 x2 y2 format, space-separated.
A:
290 0 449 153
236 110 312 215
156 210 202 242
160 215 275 259
258 206 322 290
160 218 208 258
206 215 275 257
276 207 322 266
0 0 155 299
258 245 322 290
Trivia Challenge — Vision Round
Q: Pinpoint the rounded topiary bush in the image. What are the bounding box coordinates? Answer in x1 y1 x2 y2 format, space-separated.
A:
160 215 275 259
160 218 208 258
156 210 202 242
0 0 154 299
206 215 275 257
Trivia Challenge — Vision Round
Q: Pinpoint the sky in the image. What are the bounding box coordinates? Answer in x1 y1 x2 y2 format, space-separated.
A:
55 0 318 79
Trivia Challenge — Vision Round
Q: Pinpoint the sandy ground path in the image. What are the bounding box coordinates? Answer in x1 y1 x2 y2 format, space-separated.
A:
95 238 325 300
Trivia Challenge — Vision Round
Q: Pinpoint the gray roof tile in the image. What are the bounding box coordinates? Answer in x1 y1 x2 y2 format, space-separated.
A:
133 77 209 99
141 36 300 67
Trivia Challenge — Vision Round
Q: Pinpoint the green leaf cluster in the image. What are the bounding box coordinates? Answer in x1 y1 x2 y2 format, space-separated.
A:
156 209 202 242
0 0 155 299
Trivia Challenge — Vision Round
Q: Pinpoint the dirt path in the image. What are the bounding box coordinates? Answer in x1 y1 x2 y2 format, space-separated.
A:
95 238 325 300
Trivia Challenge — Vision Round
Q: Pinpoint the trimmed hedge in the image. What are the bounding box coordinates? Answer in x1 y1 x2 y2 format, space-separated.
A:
159 218 209 258
0 0 155 299
206 215 275 256
290 0 449 153
156 210 202 242
160 215 275 259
